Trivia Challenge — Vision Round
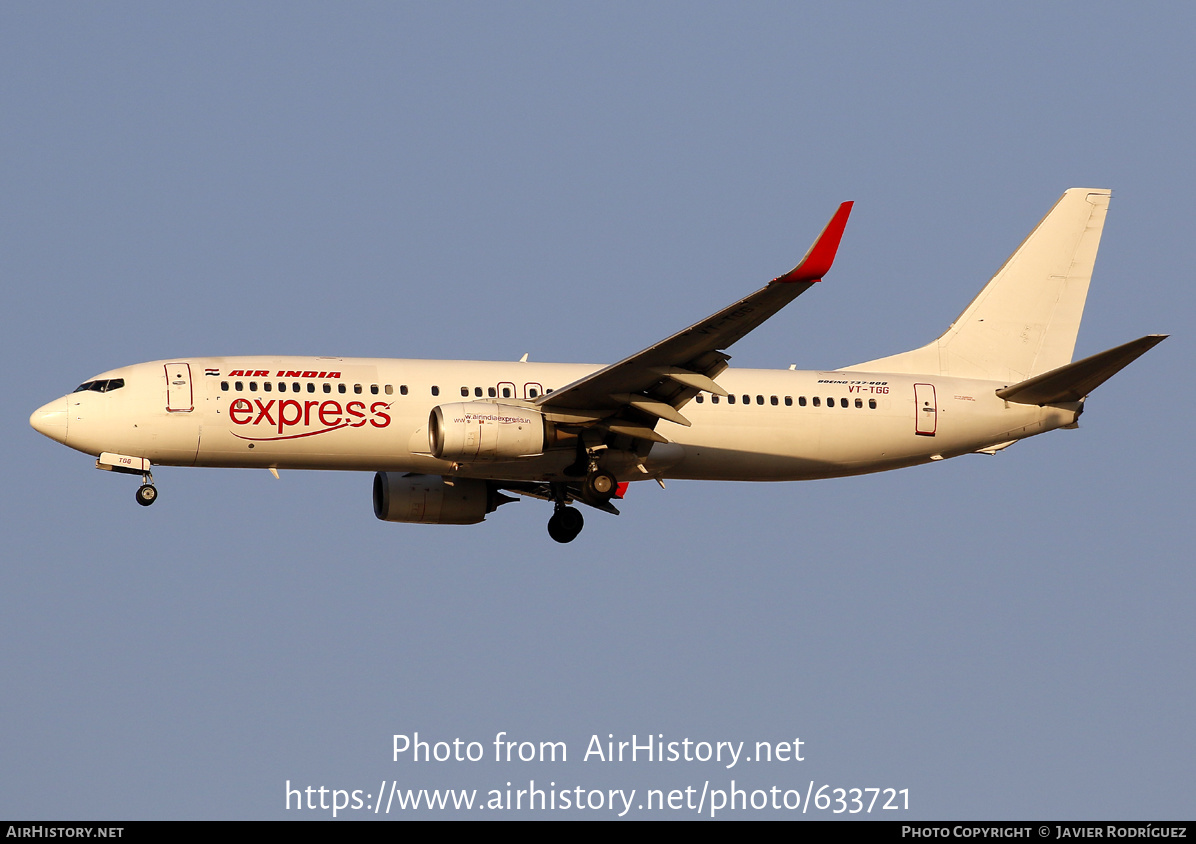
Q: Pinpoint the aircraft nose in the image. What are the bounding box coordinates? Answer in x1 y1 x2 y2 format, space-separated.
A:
30 397 69 444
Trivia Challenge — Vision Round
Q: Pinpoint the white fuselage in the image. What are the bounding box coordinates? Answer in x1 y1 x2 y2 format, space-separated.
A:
35 356 1077 484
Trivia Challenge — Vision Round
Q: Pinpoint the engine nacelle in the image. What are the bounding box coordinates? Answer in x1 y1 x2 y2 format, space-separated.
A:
373 473 502 525
428 402 546 462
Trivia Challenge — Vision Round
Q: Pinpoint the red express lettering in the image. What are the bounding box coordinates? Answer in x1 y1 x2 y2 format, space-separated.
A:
278 400 304 432
229 398 253 424
370 402 391 428
319 401 342 426
254 399 276 426
228 398 391 434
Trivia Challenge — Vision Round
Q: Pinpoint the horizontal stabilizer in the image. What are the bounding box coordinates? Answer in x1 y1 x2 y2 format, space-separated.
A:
997 335 1167 405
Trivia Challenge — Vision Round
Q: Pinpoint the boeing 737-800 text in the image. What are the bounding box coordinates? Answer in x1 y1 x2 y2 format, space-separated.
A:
30 189 1164 542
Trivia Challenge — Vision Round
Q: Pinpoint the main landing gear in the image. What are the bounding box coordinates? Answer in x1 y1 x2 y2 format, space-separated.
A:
544 470 619 543
547 504 584 544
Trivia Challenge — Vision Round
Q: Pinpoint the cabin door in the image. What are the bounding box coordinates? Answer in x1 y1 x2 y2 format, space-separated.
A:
914 383 937 436
165 362 194 412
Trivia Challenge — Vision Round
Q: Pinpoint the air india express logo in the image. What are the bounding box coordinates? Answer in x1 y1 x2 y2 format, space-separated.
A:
221 368 393 441
228 398 392 441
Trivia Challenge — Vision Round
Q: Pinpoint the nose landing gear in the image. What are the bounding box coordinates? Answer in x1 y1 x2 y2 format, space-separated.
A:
135 469 157 507
95 453 158 507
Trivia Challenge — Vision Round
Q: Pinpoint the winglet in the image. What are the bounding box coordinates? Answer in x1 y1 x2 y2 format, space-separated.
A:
773 201 853 284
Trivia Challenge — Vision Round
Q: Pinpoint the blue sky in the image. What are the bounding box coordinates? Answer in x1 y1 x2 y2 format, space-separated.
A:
2 3 1192 819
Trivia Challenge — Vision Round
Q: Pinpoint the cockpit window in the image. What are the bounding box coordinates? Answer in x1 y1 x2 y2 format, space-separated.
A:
73 378 125 393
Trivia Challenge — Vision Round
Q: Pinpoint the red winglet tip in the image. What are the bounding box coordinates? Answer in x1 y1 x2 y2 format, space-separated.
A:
774 200 853 284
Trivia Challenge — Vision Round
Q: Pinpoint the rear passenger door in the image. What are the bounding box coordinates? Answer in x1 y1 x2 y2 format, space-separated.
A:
914 383 936 436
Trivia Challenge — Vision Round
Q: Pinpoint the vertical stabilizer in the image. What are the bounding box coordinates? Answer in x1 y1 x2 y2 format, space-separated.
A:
844 188 1111 382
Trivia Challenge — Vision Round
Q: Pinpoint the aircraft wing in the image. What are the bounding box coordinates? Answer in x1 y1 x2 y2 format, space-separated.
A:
535 201 853 442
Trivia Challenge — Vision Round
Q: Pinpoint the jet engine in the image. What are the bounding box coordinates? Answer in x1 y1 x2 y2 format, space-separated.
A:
372 473 512 525
428 402 546 462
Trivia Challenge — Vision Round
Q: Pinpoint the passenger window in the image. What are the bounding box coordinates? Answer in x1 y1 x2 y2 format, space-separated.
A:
784 396 792 407
264 382 272 392
339 384 347 394
695 395 704 403
431 386 440 396
728 395 736 405
812 397 820 407
461 387 469 397
371 384 379 395
278 382 287 392
826 397 834 407
502 387 511 398
770 396 778 406
474 387 483 397
354 384 363 394
869 399 877 409
249 381 257 391
305 383 313 393
220 381 229 391
711 395 719 404
292 382 300 392
742 395 750 404
855 398 863 408
841 398 848 408
400 385 408 396
323 383 331 393
235 381 244 391
798 396 807 407
756 395 764 405
528 388 539 398
488 387 496 398
385 385 393 395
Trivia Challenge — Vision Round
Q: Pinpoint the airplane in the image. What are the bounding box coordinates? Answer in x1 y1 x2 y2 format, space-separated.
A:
30 188 1165 543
